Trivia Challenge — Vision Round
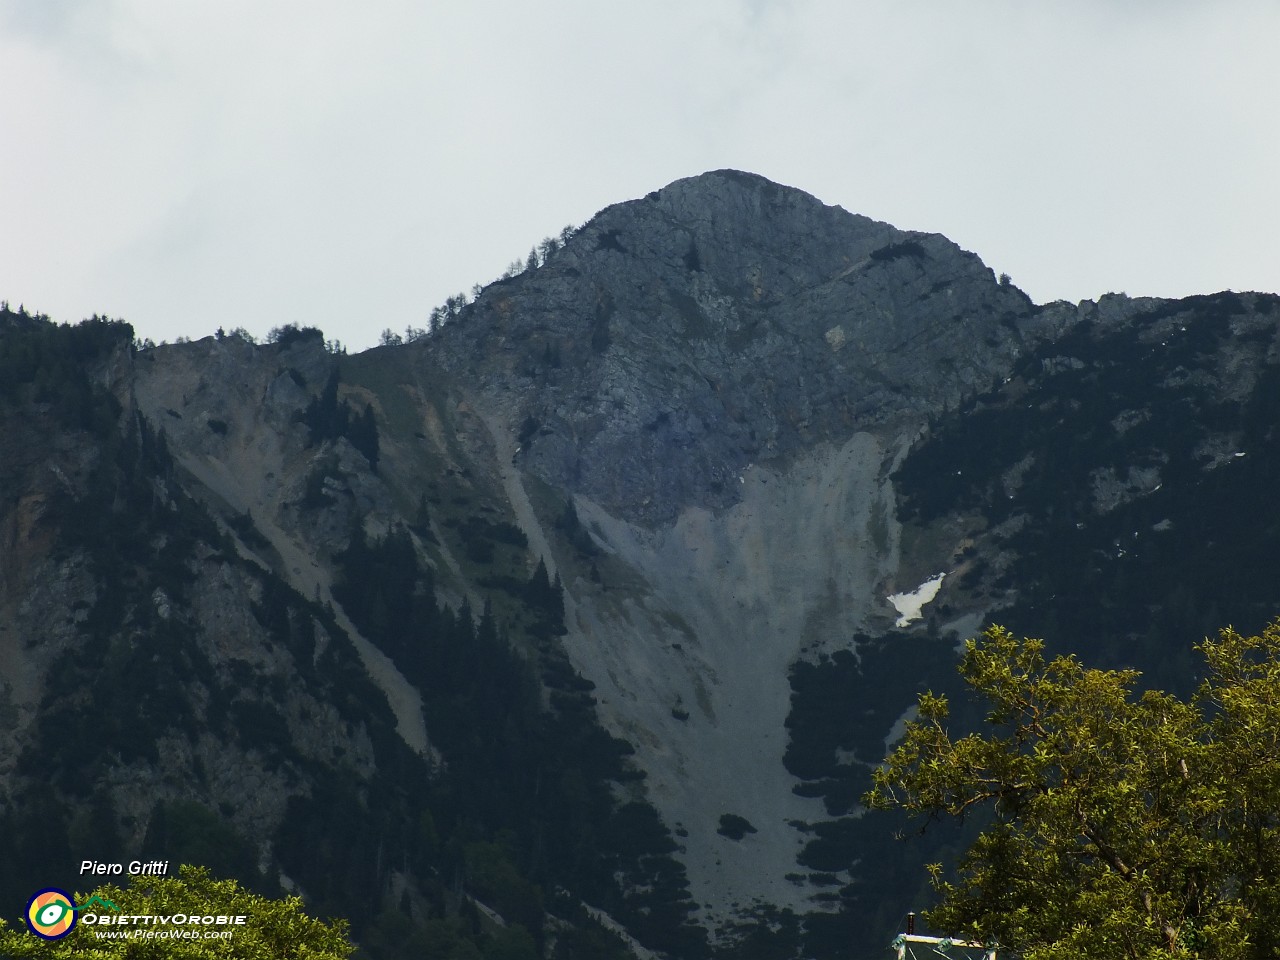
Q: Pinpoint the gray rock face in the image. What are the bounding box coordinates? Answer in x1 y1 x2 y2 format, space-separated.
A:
413 171 1070 920
431 169 1041 525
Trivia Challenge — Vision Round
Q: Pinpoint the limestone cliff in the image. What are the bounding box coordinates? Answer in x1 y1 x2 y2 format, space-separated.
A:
416 170 1053 922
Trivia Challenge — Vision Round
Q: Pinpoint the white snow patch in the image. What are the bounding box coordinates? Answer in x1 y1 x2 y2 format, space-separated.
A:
887 573 946 627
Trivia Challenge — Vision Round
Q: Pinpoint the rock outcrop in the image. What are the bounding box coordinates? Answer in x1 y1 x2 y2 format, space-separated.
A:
430 170 1042 526
415 170 1061 920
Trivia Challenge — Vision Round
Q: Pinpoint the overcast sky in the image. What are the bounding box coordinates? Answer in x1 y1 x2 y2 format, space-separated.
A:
3 1 1277 351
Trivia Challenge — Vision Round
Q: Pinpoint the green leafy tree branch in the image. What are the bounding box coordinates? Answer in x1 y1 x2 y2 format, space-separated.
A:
867 622 1280 959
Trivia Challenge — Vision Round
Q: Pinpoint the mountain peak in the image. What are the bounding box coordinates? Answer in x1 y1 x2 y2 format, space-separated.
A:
431 171 1039 525
650 168 835 210
570 168 898 298
648 167 825 208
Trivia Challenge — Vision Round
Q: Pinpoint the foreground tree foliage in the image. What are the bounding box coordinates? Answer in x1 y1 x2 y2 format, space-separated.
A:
0 866 353 959
867 622 1280 960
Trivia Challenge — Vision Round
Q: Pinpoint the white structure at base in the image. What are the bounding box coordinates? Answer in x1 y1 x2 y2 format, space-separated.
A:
892 933 996 960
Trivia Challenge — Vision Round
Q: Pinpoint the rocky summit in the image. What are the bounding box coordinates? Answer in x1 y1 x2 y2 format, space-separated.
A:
2 170 1279 960
434 170 1043 525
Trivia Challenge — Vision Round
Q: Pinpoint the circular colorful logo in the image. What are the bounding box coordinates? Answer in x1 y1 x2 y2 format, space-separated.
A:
26 888 78 940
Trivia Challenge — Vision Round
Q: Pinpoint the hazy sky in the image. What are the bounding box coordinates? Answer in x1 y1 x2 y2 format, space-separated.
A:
3 1 1277 351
